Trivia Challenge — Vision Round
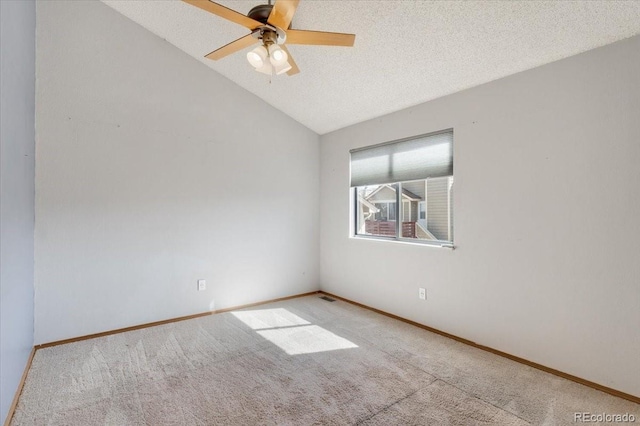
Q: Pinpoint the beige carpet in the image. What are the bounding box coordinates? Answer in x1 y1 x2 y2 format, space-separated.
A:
12 295 639 425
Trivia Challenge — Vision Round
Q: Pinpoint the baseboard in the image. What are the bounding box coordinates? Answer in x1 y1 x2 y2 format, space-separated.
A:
36 290 321 349
320 291 640 405
3 347 36 426
19 288 638 415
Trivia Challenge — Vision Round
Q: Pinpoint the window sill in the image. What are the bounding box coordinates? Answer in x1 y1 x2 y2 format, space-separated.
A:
350 235 455 250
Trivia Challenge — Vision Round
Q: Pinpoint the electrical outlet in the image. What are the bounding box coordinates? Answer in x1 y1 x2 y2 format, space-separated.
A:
197 279 206 291
419 288 426 300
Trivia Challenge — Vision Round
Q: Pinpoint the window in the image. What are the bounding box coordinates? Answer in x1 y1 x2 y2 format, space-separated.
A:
351 130 453 246
374 202 396 221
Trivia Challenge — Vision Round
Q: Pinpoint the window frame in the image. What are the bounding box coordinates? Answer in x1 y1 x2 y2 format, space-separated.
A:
353 184 398 243
350 129 454 249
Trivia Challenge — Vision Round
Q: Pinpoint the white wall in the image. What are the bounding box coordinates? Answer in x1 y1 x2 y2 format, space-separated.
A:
0 0 36 421
35 0 319 344
320 35 640 397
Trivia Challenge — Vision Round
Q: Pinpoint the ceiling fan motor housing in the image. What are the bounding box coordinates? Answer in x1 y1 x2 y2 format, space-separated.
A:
247 4 273 23
248 4 288 45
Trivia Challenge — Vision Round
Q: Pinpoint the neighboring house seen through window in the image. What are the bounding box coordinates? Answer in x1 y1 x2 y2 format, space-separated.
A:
350 130 453 247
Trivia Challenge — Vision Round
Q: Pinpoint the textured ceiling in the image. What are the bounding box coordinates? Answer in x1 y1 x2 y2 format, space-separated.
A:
102 0 640 134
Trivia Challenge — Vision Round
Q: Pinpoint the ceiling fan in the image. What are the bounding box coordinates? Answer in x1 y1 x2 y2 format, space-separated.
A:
182 0 356 76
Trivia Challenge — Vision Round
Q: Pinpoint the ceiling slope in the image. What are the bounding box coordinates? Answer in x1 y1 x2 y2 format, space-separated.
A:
102 1 640 134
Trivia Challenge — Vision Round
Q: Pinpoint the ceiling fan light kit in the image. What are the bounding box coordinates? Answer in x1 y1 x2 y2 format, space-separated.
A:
245 28 292 73
246 42 291 75
182 0 356 77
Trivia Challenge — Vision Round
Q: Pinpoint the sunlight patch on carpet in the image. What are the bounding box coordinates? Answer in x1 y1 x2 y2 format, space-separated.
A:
231 308 310 330
232 308 358 355
257 325 358 355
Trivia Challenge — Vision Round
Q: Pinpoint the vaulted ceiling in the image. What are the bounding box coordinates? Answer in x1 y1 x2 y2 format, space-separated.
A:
102 1 640 134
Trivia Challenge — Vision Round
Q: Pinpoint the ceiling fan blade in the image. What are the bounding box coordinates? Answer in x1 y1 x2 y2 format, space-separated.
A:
267 0 299 30
281 45 300 76
182 0 263 30
205 34 258 60
285 30 355 47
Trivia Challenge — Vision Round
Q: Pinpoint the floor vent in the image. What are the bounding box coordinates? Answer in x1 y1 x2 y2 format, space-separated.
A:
319 296 336 302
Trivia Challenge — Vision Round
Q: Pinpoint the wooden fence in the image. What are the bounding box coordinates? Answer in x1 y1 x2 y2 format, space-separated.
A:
364 221 416 238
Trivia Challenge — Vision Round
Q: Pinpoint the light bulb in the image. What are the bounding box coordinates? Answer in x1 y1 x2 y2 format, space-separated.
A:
247 51 263 67
272 50 284 62
268 45 288 66
247 46 268 68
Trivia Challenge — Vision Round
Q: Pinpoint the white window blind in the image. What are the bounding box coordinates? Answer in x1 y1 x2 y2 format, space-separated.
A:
350 130 453 187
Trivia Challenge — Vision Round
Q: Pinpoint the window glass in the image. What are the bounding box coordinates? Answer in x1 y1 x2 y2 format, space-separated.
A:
399 178 453 243
355 185 397 238
350 130 453 246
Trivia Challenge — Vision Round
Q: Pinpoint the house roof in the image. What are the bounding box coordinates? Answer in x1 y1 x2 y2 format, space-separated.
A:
401 188 421 201
365 184 422 202
358 196 379 213
102 1 640 134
